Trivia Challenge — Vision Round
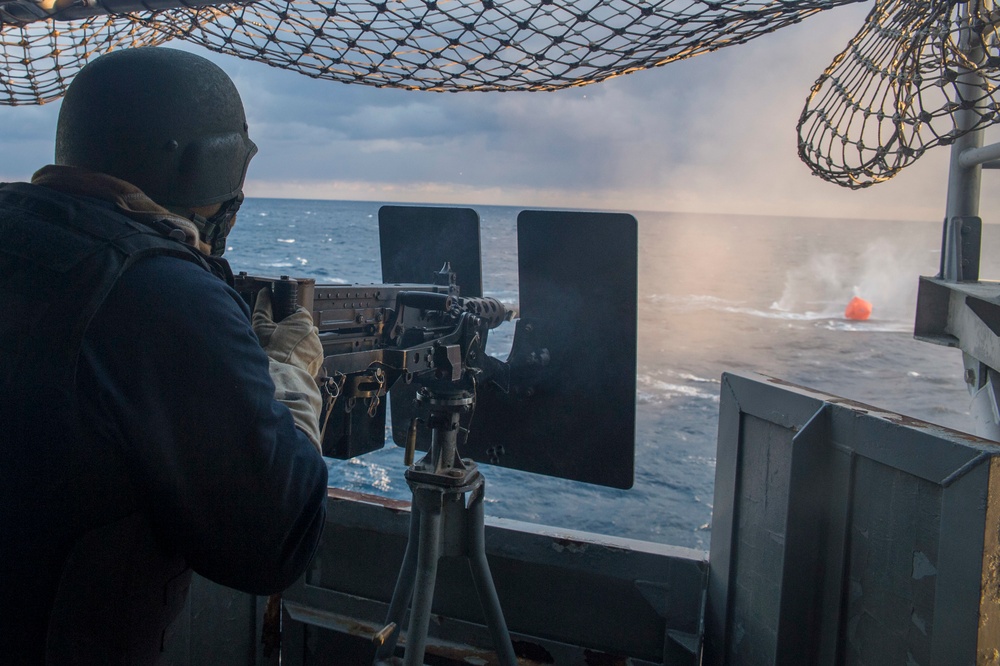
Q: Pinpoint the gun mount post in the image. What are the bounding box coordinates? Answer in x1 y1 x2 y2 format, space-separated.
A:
372 390 517 666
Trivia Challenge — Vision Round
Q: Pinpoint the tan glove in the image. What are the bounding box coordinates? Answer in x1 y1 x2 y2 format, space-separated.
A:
252 288 324 453
252 288 324 376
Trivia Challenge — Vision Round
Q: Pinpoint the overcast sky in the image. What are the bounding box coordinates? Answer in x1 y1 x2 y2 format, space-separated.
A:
3 1 998 223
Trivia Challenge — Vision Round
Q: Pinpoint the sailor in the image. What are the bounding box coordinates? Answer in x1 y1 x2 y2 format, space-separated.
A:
0 47 328 663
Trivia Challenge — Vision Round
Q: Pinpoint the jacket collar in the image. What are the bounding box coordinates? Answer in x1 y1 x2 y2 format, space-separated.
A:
31 165 211 255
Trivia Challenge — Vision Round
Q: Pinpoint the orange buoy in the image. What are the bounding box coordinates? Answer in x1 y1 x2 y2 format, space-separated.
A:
844 296 872 321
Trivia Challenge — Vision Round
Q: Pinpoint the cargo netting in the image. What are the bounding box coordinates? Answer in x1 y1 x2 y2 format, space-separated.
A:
798 0 1000 187
0 0 996 187
1 0 859 104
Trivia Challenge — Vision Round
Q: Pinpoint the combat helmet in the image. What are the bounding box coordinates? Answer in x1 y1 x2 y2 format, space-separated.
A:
55 47 258 212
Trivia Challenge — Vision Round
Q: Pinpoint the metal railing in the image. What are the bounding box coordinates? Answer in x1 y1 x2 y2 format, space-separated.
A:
915 0 1000 439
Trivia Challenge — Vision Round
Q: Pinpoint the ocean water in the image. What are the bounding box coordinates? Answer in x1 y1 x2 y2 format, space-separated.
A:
226 199 996 550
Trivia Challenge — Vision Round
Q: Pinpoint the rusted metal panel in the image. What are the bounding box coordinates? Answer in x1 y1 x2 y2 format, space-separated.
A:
979 458 1000 663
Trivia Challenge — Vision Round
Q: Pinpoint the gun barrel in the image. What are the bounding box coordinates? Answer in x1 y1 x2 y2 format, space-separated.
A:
461 297 512 329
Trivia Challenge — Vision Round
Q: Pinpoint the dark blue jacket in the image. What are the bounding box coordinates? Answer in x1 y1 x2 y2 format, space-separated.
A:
0 182 328 664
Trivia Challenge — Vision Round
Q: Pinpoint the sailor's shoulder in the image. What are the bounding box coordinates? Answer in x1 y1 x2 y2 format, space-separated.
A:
113 253 251 320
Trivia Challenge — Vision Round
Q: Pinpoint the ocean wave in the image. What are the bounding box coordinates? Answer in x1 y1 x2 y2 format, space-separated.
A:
646 293 911 327
637 375 719 402
819 320 912 333
649 293 829 319
647 293 730 307
674 371 720 385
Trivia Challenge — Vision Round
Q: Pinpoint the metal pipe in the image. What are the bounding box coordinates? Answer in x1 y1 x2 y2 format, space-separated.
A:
373 506 422 663
431 409 460 472
943 1 985 231
467 485 518 666
404 491 443 666
958 141 1000 169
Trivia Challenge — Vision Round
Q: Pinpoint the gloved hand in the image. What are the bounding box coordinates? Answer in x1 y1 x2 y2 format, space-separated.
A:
252 288 324 377
252 288 324 453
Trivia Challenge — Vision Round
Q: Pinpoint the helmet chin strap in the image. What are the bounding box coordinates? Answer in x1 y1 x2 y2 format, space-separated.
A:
186 212 230 257
170 192 243 257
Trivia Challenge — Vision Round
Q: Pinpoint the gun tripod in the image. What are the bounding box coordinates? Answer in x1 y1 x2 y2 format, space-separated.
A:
372 390 517 666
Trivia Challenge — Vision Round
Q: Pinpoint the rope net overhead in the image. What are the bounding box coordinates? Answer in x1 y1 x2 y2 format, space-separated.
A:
1 18 169 104
798 0 1000 187
2 0 859 103
153 0 852 91
1 0 998 187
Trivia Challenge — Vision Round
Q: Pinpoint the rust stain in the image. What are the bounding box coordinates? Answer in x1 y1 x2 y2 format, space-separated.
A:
291 602 557 666
426 643 497 664
287 604 384 639
328 487 411 512
342 617 381 638
426 640 556 665
985 552 1000 605
285 604 580 666
543 533 632 554
980 458 1000 662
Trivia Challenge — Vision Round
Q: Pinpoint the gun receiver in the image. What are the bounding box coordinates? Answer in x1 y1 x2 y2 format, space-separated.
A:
233 271 511 460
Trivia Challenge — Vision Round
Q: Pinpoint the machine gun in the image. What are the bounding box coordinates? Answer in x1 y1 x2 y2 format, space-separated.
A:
233 267 513 462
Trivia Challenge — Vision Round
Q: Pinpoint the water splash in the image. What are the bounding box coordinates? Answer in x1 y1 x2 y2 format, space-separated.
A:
774 237 928 323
